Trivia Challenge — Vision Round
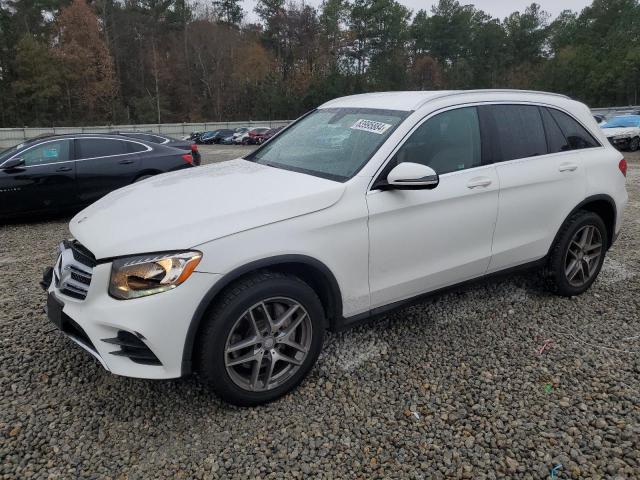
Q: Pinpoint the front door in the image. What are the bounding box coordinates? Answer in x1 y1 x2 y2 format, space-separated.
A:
367 106 500 308
0 138 76 217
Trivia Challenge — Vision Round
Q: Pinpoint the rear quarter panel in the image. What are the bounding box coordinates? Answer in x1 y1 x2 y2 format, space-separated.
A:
139 146 192 173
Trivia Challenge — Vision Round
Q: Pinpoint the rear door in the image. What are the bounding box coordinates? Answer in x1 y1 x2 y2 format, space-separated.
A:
486 104 594 272
75 138 144 205
0 138 76 217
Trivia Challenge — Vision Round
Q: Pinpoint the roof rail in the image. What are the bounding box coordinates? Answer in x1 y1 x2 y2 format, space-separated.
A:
415 89 571 110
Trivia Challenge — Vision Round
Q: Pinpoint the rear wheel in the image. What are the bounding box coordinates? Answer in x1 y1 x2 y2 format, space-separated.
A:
629 137 639 152
197 271 325 406
546 210 607 297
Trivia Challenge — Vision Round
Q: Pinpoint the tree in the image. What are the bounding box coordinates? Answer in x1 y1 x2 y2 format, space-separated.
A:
213 0 244 26
349 0 411 87
12 35 63 124
54 0 118 123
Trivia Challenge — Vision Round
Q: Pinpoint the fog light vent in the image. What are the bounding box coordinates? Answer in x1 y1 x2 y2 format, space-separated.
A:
102 331 161 366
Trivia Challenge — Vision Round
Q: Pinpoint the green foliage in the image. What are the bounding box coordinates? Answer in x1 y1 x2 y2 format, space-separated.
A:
12 35 63 124
213 0 244 26
1 0 640 126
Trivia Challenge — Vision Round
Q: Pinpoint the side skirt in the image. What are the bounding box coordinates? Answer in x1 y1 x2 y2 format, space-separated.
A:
333 257 547 332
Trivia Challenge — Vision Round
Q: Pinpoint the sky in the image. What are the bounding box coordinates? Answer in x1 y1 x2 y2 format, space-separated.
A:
242 0 593 22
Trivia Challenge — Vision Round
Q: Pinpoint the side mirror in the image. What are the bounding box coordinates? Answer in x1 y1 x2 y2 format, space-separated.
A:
2 157 25 170
384 162 439 190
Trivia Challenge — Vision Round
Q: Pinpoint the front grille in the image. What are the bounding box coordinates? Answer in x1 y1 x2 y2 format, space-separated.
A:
68 240 97 268
55 240 95 300
102 331 162 366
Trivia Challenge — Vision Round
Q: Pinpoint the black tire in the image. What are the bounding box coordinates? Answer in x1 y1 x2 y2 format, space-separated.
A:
546 210 608 297
629 137 639 152
196 271 325 406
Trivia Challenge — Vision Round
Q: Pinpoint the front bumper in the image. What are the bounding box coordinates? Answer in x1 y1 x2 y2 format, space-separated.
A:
43 252 220 379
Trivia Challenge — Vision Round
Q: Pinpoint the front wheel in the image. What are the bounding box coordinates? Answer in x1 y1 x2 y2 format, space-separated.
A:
197 271 325 406
546 210 608 297
629 137 640 152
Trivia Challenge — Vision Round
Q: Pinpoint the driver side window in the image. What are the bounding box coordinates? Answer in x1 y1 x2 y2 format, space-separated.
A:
395 107 481 175
22 140 71 166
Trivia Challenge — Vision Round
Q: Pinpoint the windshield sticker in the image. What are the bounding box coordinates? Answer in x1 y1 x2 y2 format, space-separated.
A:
351 119 392 135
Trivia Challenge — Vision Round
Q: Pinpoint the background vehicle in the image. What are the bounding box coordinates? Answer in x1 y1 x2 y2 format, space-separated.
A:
243 127 271 145
197 131 217 144
113 131 201 165
219 135 235 145
42 90 627 407
0 134 195 219
601 115 640 151
593 114 607 125
200 129 235 144
260 127 283 143
189 132 205 143
231 127 250 144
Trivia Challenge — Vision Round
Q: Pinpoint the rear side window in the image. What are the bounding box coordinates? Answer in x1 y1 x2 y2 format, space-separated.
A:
76 139 127 159
548 108 599 150
394 107 481 175
126 141 148 153
540 107 570 153
487 105 547 162
125 133 166 143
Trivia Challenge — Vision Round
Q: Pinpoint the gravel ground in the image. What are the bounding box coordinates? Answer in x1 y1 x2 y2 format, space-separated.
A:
1 150 639 479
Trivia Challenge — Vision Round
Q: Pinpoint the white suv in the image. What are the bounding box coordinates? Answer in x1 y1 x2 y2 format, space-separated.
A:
43 90 629 406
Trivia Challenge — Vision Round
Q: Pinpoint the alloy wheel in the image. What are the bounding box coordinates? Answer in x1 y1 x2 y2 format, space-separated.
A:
224 297 312 392
564 224 603 287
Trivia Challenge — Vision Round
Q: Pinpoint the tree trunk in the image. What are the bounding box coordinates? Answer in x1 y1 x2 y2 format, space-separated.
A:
152 39 161 124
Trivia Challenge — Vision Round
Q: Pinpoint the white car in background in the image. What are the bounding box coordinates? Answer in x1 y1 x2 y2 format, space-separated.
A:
600 115 640 151
43 90 628 406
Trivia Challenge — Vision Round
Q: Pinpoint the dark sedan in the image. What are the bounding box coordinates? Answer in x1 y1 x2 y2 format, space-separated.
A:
200 129 235 144
112 131 201 165
0 134 195 219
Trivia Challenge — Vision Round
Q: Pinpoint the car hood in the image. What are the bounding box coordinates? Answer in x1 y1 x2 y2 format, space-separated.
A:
70 159 346 260
602 127 639 137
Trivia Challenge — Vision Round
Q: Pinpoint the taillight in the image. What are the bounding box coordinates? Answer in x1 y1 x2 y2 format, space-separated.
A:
190 143 198 152
182 153 193 164
619 158 627 177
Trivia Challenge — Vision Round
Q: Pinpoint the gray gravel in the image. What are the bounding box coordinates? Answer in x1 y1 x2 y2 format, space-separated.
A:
1 149 639 479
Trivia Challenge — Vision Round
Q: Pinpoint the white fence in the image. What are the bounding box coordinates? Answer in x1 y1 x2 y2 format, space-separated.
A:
2 106 639 147
0 120 291 147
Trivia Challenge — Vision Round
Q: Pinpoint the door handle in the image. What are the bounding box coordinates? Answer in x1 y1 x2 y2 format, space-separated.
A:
118 159 134 165
55 166 72 172
467 177 492 189
559 163 578 172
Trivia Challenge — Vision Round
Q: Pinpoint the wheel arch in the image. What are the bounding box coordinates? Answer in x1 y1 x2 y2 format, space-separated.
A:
549 194 617 255
133 169 162 182
181 255 343 375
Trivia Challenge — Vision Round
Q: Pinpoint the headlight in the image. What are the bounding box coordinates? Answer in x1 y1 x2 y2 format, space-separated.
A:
109 251 202 300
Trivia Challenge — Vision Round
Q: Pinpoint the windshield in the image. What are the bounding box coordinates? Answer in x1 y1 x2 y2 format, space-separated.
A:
0 141 31 165
602 116 640 128
249 108 408 181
